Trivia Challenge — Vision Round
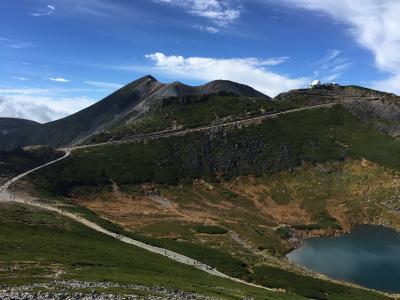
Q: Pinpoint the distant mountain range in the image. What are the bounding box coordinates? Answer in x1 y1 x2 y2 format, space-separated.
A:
0 117 39 136
0 75 399 150
0 76 267 150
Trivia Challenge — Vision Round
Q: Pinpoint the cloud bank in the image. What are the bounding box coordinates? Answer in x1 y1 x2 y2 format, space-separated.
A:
146 52 306 96
0 88 94 123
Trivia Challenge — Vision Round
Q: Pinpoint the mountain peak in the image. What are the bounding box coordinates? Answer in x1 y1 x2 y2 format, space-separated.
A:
143 75 158 82
198 79 268 98
147 78 268 100
141 75 158 82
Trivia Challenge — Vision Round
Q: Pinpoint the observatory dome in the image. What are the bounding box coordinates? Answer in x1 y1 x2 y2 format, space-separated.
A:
311 80 321 86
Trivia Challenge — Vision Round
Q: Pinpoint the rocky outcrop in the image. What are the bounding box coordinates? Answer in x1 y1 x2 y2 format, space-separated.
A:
344 98 400 136
275 85 400 136
274 85 388 103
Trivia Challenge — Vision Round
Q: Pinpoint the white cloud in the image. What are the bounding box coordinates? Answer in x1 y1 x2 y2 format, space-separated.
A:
156 0 241 27
145 52 306 96
71 0 129 18
261 56 291 66
0 88 52 96
12 76 30 81
0 37 33 49
47 77 70 83
29 4 56 17
371 74 400 94
194 25 220 33
84 81 123 90
0 88 94 123
313 49 351 83
270 0 400 94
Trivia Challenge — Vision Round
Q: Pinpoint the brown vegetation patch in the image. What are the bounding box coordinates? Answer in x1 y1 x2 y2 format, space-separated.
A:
224 177 311 225
76 193 183 228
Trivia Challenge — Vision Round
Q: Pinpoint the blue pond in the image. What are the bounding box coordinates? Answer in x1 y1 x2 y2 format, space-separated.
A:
287 225 400 293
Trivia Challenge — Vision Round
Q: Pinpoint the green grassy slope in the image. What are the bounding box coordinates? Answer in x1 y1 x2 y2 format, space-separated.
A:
33 105 400 195
88 84 397 144
85 90 343 144
0 202 290 300
86 93 274 143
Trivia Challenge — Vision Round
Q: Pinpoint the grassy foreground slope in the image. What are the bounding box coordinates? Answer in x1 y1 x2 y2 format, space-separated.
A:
0 202 291 300
0 200 388 300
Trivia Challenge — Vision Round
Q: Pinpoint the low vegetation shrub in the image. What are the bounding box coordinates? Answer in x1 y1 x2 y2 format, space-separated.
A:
275 226 291 239
194 225 228 234
291 223 341 230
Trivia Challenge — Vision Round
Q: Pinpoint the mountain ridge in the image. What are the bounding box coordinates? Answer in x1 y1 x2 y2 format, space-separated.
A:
0 76 269 150
1 76 398 150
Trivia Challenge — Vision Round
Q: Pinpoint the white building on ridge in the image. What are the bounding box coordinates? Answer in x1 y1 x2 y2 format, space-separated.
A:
308 80 339 89
309 80 321 88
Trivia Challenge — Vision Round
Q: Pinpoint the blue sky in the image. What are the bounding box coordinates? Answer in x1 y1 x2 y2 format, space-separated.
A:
1 0 399 122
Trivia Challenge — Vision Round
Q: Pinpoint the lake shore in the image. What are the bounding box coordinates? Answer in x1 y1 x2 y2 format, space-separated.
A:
286 224 400 296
